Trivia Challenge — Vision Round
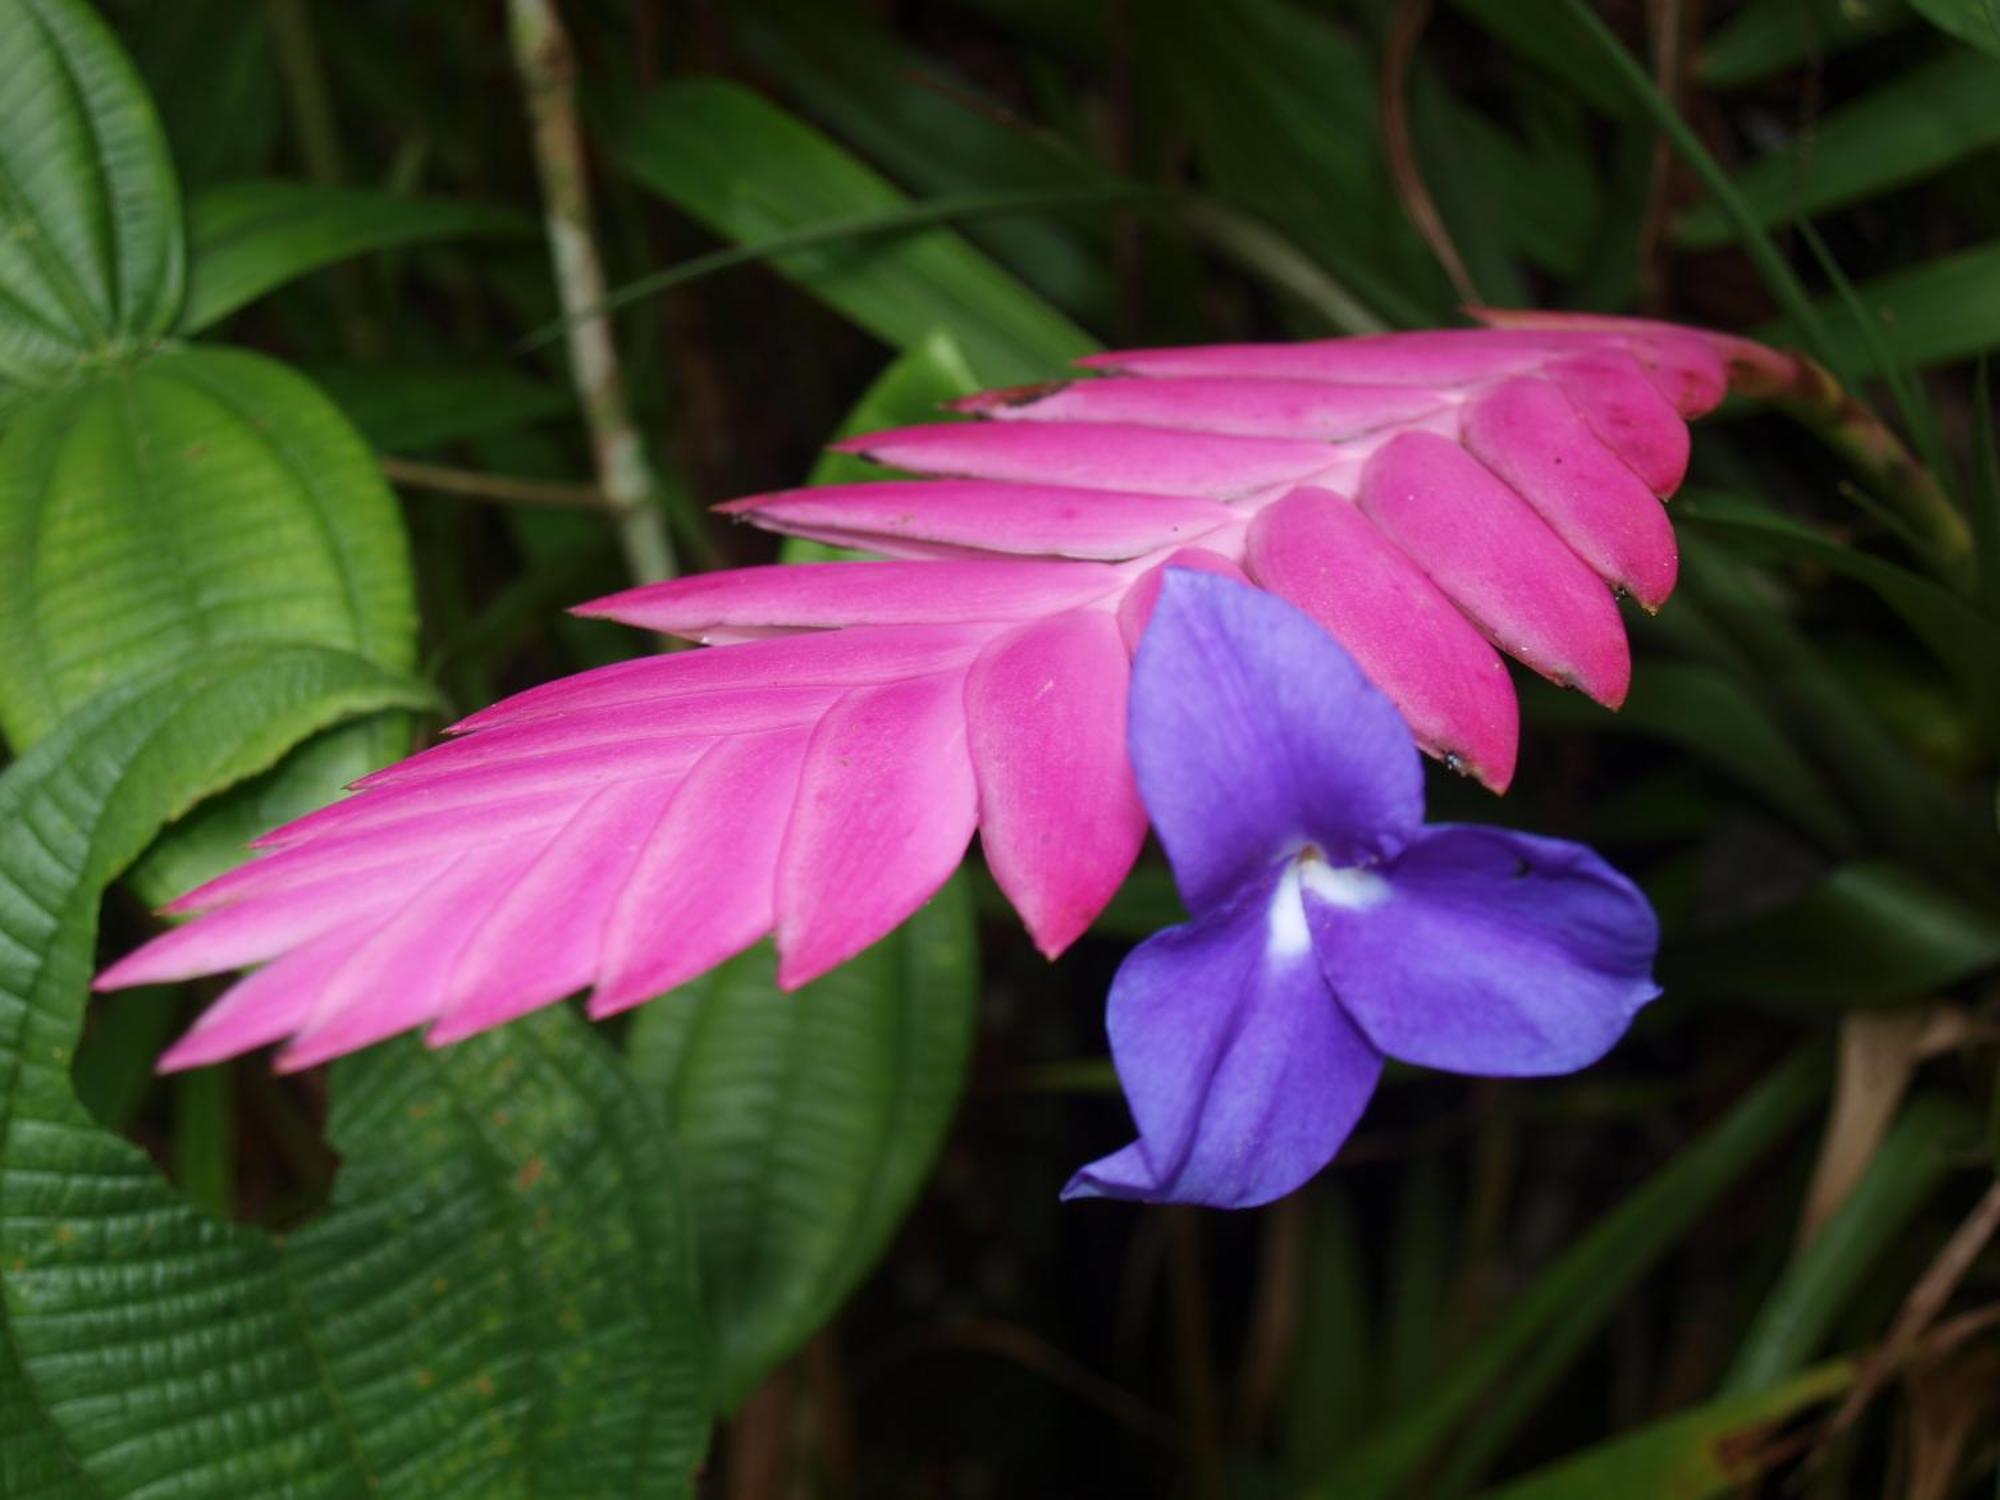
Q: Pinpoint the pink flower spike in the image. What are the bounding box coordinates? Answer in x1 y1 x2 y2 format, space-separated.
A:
719 481 1235 562
952 376 1448 441
1358 432 1631 707
832 421 1337 499
579 559 1122 637
965 609 1147 956
1245 487 1518 790
1545 351 1691 497
105 315 1785 1074
775 672 979 987
1463 377 1679 610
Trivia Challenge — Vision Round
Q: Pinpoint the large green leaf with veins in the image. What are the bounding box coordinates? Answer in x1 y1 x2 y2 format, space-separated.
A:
0 346 417 896
0 647 711 1498
628 877 977 1409
0 0 185 382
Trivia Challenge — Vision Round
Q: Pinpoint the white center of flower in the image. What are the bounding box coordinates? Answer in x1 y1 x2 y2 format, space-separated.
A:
1265 848 1390 961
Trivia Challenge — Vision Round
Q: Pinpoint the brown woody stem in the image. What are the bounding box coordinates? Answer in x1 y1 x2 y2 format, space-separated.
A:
507 0 677 585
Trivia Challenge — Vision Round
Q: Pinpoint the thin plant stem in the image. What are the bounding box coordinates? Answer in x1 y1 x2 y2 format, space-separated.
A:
379 456 614 512
507 0 677 586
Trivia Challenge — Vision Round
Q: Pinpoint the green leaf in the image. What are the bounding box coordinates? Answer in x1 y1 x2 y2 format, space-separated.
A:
1699 0 1910 88
0 0 185 382
1474 1361 1854 1500
604 79 1097 384
109 0 281 193
1663 862 2000 1006
1721 1093 1974 1394
1446 0 1636 117
1308 1048 1828 1500
1766 237 2000 372
1677 52 2000 250
627 875 978 1410
1553 0 1838 370
0 346 418 895
1680 492 2000 735
1909 0 2000 54
181 178 531 334
1137 0 1439 327
778 327 984 563
1520 662 1855 851
305 361 572 454
730 0 1117 320
0 646 710 1498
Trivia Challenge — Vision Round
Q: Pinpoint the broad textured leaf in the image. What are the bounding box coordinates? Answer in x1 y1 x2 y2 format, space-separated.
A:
1308 1049 1827 1499
0 647 707 1498
101 314 1789 1068
605 79 1096 385
181 179 531 334
0 0 184 382
1476 1362 1854 1500
627 876 976 1407
1909 0 2000 53
0 346 417 896
1677 52 2000 249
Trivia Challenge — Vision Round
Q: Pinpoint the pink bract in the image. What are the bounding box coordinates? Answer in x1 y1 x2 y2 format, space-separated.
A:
101 313 1792 1071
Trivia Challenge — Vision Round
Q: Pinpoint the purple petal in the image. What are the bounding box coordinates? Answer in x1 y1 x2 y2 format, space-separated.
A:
1129 570 1422 912
1306 826 1659 1076
1063 871 1383 1208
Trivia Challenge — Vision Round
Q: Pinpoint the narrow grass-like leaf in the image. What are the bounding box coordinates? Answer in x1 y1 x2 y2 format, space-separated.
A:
1663 863 2000 1006
1721 1094 1974 1395
1699 0 1911 88
730 0 1117 320
1678 540 1990 885
1307 1048 1828 1499
4 650 707 1498
603 80 1098 384
1908 0 2000 53
1554 0 1837 369
0 0 185 381
1766 238 2000 373
1971 362 2000 613
181 178 531 333
1475 1361 1855 1499
1138 0 1441 325
1681 493 2000 733
627 877 977 1409
1677 52 2000 249
1520 662 1855 850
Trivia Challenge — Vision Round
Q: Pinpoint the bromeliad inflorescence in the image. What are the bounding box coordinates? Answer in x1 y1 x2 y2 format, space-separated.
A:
97 314 1775 1106
1064 570 1659 1209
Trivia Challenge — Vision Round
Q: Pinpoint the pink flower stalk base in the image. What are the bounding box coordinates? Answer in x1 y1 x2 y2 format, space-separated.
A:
98 311 1793 1072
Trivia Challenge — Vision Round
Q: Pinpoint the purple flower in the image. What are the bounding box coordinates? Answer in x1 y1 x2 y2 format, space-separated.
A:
1064 570 1661 1209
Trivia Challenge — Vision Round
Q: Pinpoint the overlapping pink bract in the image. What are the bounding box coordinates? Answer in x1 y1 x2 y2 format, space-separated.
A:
100 311 1795 1072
